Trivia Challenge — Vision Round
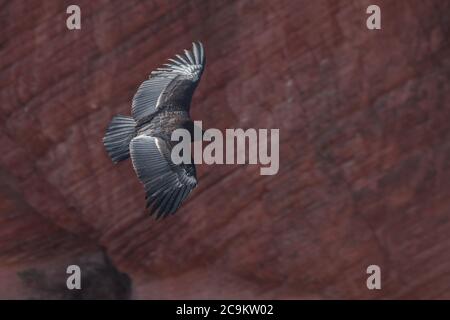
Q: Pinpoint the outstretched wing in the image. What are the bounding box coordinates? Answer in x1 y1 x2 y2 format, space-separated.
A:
130 135 197 218
132 42 206 122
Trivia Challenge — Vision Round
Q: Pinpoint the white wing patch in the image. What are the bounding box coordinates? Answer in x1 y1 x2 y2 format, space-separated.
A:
131 42 205 122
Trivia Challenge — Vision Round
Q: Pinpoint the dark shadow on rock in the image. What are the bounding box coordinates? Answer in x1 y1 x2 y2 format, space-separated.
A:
17 249 131 300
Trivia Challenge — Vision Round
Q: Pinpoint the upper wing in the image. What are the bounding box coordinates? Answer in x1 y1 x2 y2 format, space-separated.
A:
132 42 206 122
129 135 197 218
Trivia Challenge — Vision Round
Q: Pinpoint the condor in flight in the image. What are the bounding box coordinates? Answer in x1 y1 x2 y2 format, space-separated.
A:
103 42 206 219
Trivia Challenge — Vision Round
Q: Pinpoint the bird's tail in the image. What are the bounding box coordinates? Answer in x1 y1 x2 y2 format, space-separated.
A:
103 115 136 163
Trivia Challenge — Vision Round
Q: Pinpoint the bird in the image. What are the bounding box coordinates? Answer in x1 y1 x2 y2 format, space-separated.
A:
103 42 206 219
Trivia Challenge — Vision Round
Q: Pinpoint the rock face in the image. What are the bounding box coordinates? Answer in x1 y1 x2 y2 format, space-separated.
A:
0 0 449 299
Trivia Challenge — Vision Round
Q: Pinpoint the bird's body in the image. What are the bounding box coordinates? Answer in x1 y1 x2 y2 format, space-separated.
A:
135 109 189 135
103 42 205 218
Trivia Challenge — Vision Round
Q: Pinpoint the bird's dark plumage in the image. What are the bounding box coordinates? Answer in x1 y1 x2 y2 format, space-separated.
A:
103 42 206 218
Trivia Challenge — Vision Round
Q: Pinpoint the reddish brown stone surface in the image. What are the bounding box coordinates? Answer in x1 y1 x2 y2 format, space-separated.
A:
0 0 449 299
